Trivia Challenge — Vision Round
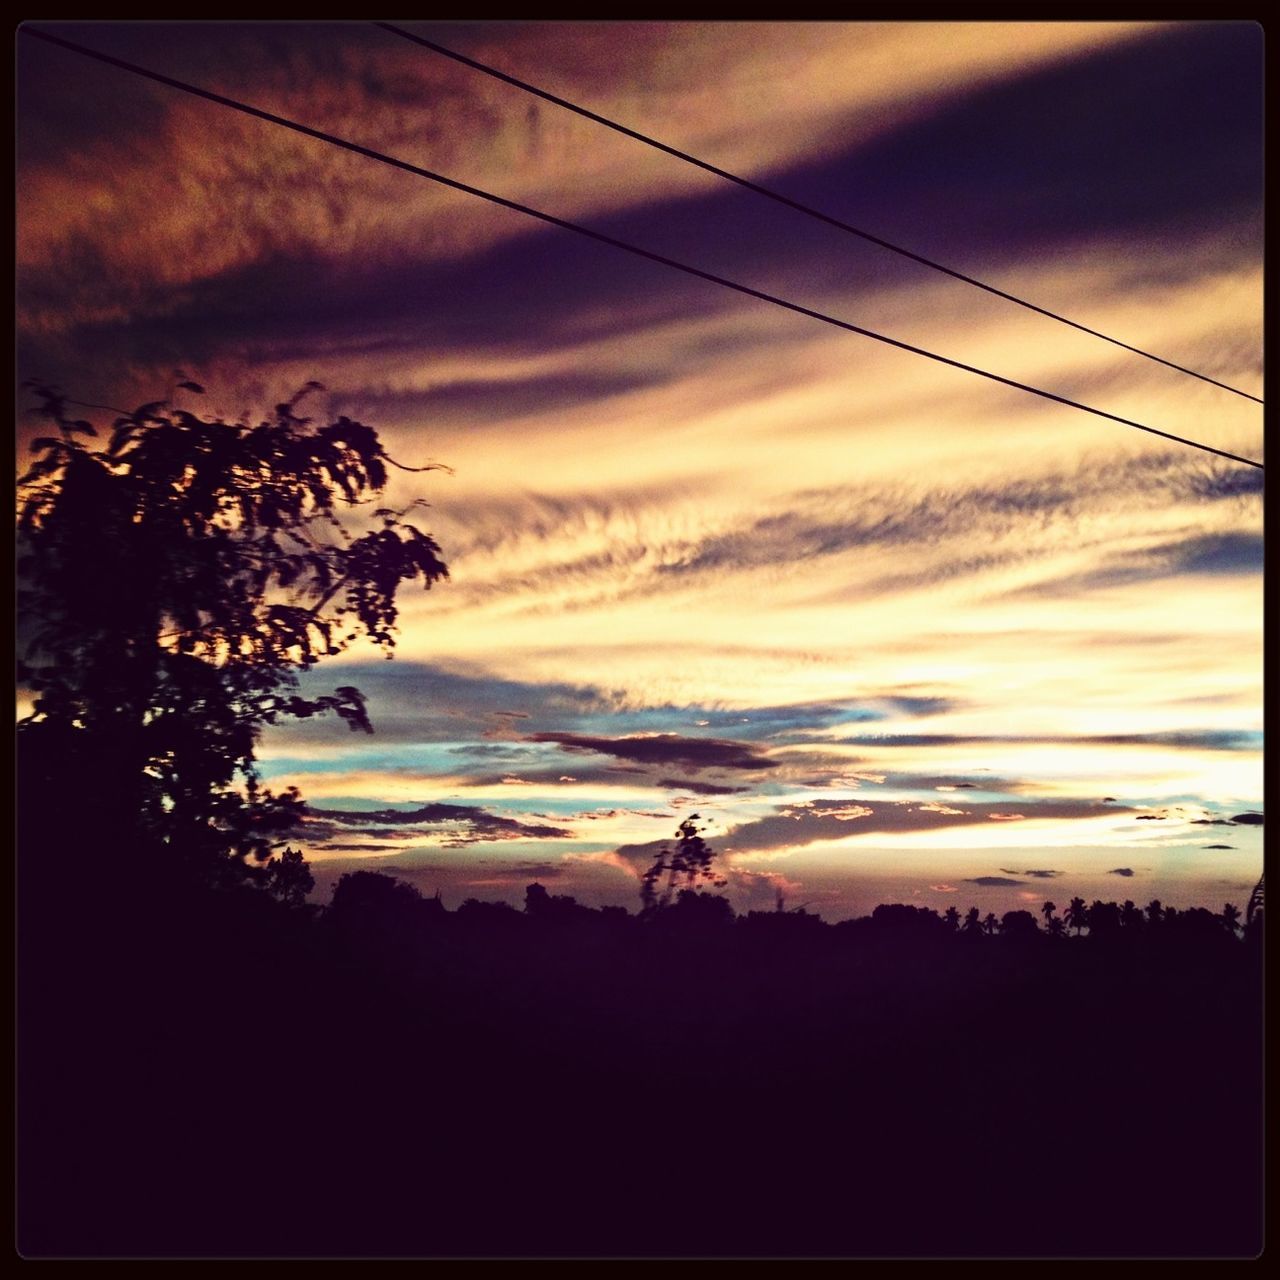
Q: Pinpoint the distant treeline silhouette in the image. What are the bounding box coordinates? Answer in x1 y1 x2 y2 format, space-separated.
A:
327 867 1257 944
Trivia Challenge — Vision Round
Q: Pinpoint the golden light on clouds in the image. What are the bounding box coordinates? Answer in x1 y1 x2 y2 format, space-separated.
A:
17 21 1262 915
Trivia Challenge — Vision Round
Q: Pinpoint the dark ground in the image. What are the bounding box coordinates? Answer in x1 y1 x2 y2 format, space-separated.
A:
17 858 1264 1259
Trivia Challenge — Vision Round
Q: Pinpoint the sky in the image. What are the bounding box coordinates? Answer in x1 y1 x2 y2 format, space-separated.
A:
16 20 1264 919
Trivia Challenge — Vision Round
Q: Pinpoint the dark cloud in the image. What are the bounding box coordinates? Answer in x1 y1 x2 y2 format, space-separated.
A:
1160 531 1264 576
809 24 1261 260
999 869 1062 880
1202 844 1236 850
612 837 669 871
723 797 1120 854
1107 868 1136 877
1231 812 1264 825
528 731 773 772
560 808 668 822
657 777 750 795
307 802 571 847
1005 529 1263 598
652 481 1074 580
964 877 1024 887
1180 465 1265 502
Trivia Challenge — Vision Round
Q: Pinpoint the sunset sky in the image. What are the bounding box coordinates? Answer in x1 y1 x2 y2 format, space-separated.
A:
17 21 1263 918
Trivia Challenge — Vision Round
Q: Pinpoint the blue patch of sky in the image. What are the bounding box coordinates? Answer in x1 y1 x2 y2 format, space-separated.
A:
288 663 948 744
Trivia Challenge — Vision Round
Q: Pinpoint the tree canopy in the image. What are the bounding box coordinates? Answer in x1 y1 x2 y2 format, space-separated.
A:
639 813 727 913
16 380 448 893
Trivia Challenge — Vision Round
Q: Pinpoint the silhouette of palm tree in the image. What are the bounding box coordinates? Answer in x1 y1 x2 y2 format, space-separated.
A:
1064 897 1089 936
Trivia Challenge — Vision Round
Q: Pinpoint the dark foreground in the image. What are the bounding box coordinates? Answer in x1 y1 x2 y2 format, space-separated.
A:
18 865 1263 1259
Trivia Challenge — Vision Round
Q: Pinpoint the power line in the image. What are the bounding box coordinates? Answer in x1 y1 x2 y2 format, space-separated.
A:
374 20 1265 408
22 26 1264 472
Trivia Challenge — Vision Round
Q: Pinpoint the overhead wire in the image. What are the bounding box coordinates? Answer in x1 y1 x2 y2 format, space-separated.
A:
374 20 1264 407
21 26 1264 471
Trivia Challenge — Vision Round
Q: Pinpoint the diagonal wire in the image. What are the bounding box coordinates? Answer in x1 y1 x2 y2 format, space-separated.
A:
21 26 1264 471
375 20 1264 407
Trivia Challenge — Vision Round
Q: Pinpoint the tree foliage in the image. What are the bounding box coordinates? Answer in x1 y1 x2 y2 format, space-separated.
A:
16 380 448 892
639 814 727 913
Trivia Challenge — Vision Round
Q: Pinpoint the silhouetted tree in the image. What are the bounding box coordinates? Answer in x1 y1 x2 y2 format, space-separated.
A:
1245 876 1264 929
327 869 442 934
1064 897 1089 936
264 847 315 909
999 910 1040 940
943 905 961 933
1088 900 1122 938
962 906 983 935
16 380 447 895
1145 899 1164 926
1119 900 1144 930
640 814 726 913
1220 903 1242 936
981 912 1000 936
669 887 735 928
871 903 944 935
1041 900 1057 931
524 882 591 924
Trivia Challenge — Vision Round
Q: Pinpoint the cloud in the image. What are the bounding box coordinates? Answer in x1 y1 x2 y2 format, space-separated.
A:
307 801 571 847
1162 531 1263 576
1202 844 1236 850
1107 868 1136 877
611 837 670 872
657 777 751 795
965 877 1025 887
723 797 1120 854
1182 465 1265 501
999 868 1063 879
527 731 774 772
1005 531 1264 598
1231 812 1263 825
